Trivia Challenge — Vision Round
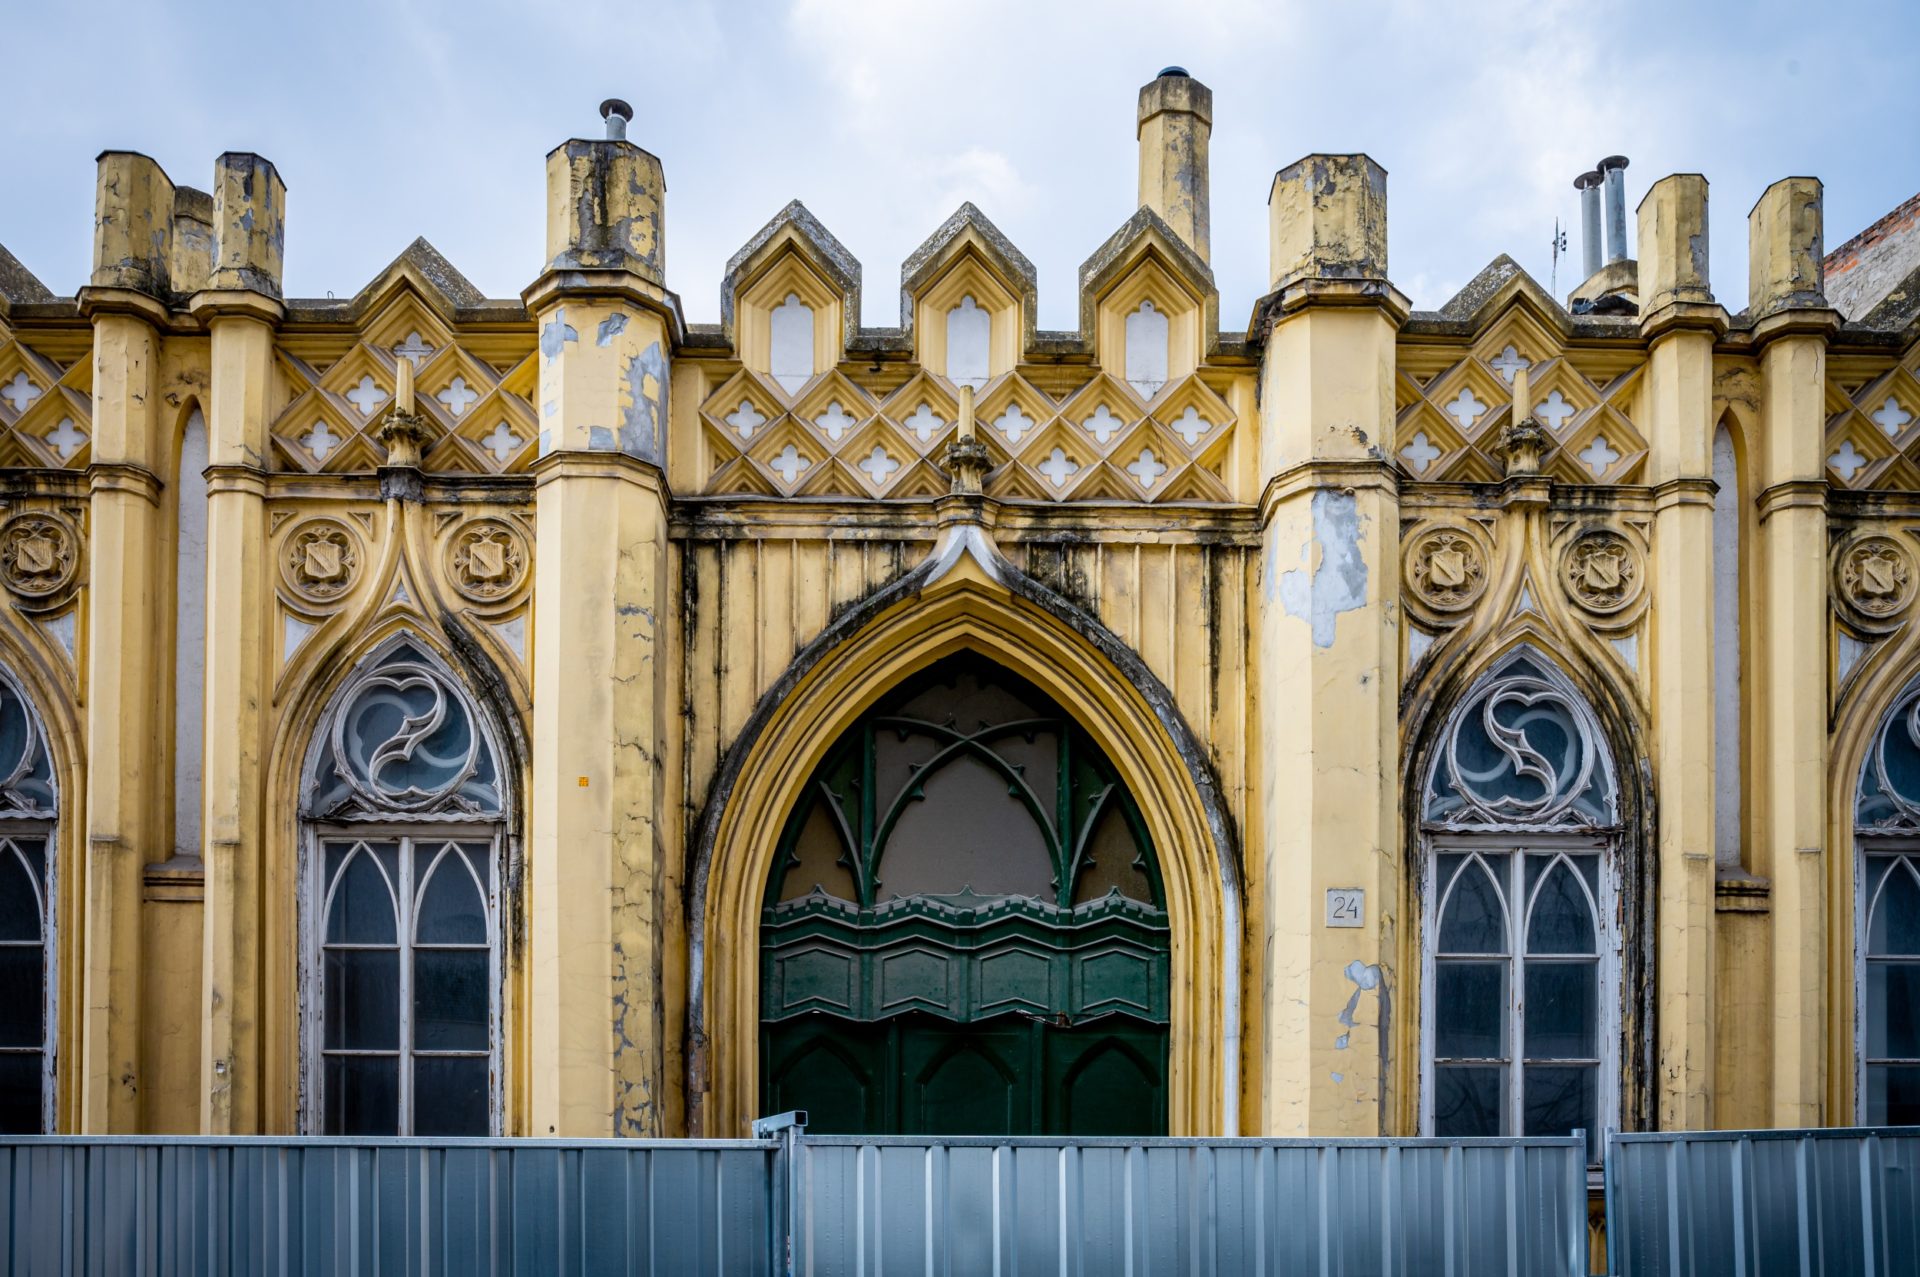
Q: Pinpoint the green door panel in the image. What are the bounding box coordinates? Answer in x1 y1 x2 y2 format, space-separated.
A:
761 1013 1166 1136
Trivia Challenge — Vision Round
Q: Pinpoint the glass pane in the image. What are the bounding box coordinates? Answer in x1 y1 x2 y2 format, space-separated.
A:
1866 1065 1920 1126
877 753 1055 902
1524 961 1598 1058
1072 803 1153 906
1436 853 1465 899
325 846 397 944
1866 961 1920 1059
1435 960 1506 1059
414 1056 490 1136
415 847 487 944
0 845 40 941
1526 861 1596 955
1438 856 1507 954
776 795 858 904
0 1052 42 1134
1523 1064 1597 1145
324 950 400 1050
1433 1065 1503 1137
413 949 489 1051
1870 861 1920 956
0 947 43 1048
324 1055 398 1136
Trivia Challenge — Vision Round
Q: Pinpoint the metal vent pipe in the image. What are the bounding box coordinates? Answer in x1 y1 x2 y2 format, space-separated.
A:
599 98 632 141
1598 155 1630 264
1575 170 1604 278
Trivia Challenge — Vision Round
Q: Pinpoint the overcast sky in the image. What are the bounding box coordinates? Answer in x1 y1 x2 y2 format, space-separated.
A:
4 0 1915 329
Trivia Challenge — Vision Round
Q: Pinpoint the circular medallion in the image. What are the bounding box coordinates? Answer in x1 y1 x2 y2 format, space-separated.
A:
1404 525 1488 613
0 512 80 599
444 518 528 603
1835 534 1916 627
280 519 361 605
1560 528 1641 616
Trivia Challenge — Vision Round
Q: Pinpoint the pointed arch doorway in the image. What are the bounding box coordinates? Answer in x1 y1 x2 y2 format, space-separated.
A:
758 653 1171 1135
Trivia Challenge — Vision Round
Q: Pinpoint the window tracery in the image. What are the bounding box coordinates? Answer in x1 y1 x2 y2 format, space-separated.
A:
304 643 503 820
1423 653 1616 831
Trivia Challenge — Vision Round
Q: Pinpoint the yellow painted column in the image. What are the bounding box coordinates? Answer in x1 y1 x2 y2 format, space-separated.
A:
189 153 286 1133
1637 175 1725 1129
1255 155 1405 1135
525 120 680 1137
1746 178 1834 1125
73 152 178 1131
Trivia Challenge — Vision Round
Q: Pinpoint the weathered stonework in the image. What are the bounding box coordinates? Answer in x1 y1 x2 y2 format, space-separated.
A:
0 69 1915 1164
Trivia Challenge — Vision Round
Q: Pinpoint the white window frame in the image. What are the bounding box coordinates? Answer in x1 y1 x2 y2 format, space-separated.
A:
1856 838 1920 1123
1420 831 1620 1161
0 821 56 1134
300 822 503 1135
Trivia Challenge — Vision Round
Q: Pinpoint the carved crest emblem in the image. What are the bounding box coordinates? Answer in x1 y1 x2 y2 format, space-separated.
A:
446 520 527 603
1406 527 1486 612
1562 529 1640 616
282 521 360 604
0 513 79 599
1838 536 1915 623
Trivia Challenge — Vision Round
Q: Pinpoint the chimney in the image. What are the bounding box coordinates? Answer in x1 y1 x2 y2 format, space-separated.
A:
1599 155 1630 264
1137 67 1212 261
1575 170 1604 278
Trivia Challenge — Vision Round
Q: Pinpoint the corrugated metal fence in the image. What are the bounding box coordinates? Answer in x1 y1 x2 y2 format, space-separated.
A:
0 1136 780 1276
0 1125 1588 1276
790 1134 1588 1275
1605 1128 1920 1277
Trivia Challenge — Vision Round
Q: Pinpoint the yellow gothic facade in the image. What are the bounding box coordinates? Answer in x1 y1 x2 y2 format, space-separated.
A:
1 71 1918 1152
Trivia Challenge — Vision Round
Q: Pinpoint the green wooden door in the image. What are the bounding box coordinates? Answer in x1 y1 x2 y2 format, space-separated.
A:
763 1012 1168 1136
757 656 1174 1136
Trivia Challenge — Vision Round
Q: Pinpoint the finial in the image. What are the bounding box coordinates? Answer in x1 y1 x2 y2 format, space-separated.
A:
393 354 415 415
1157 66 1190 78
942 385 991 496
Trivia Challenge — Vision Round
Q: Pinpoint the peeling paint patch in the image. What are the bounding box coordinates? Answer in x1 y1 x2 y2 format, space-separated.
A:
620 341 667 462
1334 959 1382 1051
537 429 552 457
543 400 558 418
588 425 615 450
1275 489 1369 647
540 307 578 360
596 311 630 346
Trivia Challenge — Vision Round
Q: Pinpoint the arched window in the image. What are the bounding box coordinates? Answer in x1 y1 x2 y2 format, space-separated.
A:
760 654 1170 1135
300 637 507 1136
1420 650 1620 1163
0 668 56 1134
1856 679 1920 1124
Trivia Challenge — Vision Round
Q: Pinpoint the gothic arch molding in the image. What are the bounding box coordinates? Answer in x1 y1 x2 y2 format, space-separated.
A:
262 618 529 1128
688 553 1243 1137
1399 629 1656 1140
1828 627 1920 1120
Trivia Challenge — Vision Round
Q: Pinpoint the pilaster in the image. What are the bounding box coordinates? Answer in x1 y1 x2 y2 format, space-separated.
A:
1637 173 1723 1130
189 152 285 1133
524 118 680 1137
1747 177 1834 1125
1254 154 1405 1135
75 311 162 1132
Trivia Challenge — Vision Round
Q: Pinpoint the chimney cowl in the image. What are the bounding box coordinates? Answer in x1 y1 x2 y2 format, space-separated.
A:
599 98 633 141
1574 170 1604 191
